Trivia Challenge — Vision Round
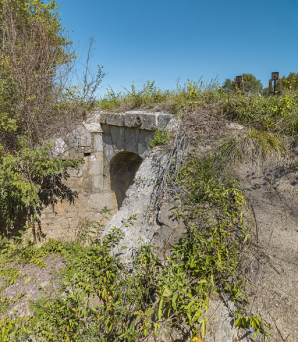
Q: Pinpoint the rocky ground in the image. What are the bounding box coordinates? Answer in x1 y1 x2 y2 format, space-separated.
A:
0 255 65 319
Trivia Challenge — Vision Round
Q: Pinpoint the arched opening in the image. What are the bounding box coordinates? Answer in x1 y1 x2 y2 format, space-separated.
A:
110 151 143 209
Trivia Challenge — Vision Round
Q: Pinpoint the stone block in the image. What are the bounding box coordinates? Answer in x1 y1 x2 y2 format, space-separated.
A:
80 128 91 147
103 134 116 163
138 143 147 156
65 132 80 148
101 123 110 133
109 126 125 152
89 154 103 176
158 114 173 130
100 113 125 126
103 162 111 190
92 174 103 190
87 191 117 211
138 130 154 156
68 126 91 147
124 112 158 130
93 134 103 152
83 146 92 153
85 111 101 124
124 128 138 154
82 122 102 133
53 138 66 156
123 112 143 128
139 113 159 130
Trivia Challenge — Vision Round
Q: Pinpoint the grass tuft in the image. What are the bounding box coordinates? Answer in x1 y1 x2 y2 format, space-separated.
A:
217 129 287 163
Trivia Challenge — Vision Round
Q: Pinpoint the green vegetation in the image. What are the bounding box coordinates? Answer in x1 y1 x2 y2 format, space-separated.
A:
99 79 169 111
97 77 298 136
2 64 298 339
149 128 170 148
281 72 298 91
222 73 263 93
98 78 223 114
1 1 298 342
0 0 103 230
217 130 287 163
0 193 270 341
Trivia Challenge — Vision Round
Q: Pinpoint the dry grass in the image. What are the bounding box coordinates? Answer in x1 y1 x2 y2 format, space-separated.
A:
216 129 288 164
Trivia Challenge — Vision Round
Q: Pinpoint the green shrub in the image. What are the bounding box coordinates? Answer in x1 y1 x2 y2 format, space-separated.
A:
0 152 271 341
98 80 169 110
149 128 170 148
0 139 82 226
222 92 298 134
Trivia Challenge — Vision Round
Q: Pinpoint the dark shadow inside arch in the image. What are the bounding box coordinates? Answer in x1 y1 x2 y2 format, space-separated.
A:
110 151 143 209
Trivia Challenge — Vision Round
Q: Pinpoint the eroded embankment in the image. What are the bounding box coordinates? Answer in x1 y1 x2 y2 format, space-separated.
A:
0 117 297 342
102 123 298 342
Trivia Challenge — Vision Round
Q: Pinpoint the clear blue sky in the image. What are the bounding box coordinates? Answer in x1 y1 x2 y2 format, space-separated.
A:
53 0 298 96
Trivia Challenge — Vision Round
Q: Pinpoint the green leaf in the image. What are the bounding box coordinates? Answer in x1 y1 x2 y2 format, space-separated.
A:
192 307 202 322
164 305 171 319
24 278 32 284
172 293 178 311
158 297 164 321
145 308 154 317
210 274 214 286
162 286 172 297
235 317 241 328
201 320 206 337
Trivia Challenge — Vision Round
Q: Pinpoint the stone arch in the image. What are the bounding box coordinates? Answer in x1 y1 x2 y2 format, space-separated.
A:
110 151 143 209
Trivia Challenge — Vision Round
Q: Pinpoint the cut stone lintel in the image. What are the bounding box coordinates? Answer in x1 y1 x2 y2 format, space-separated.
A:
98 111 172 130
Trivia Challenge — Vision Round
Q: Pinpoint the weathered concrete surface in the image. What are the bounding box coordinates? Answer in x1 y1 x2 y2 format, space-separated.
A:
100 128 298 341
26 111 173 240
234 160 298 342
100 148 257 342
101 148 177 262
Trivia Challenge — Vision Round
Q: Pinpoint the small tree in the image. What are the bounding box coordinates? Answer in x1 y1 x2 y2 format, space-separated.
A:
281 72 298 91
0 0 102 233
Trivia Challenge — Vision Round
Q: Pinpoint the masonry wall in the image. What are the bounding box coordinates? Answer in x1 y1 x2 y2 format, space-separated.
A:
1 111 173 241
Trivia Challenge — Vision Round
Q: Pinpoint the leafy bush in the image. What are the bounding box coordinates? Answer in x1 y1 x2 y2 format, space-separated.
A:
0 139 82 227
149 128 170 148
0 0 103 232
0 154 271 341
222 92 298 134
